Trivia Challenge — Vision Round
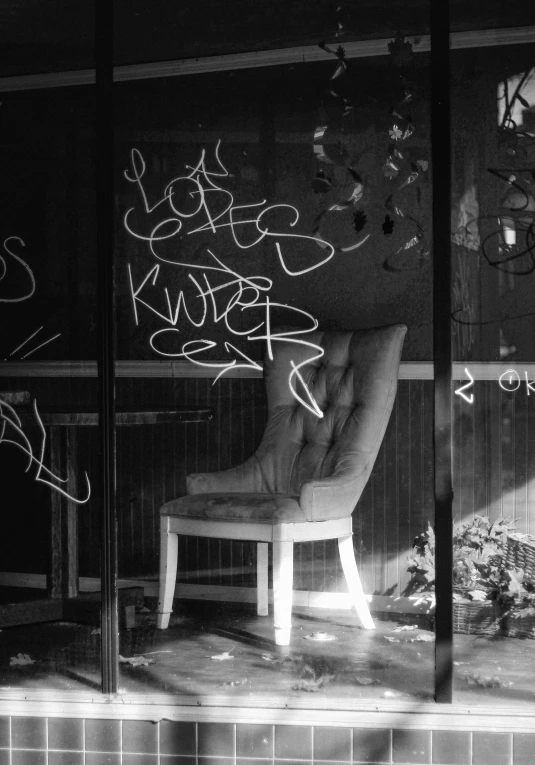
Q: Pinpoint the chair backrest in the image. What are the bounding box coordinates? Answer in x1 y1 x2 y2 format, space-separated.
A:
253 325 407 518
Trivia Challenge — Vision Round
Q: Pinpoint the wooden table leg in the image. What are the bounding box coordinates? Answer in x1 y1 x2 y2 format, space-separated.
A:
48 426 79 599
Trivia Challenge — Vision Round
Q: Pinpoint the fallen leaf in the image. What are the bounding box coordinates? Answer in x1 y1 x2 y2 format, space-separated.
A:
465 673 513 688
409 633 435 642
210 650 234 661
354 676 381 685
218 678 247 687
119 655 154 667
293 664 334 692
10 653 35 666
304 632 336 641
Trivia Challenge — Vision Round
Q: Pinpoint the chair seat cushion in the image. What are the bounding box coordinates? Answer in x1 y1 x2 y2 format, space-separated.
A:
160 493 306 523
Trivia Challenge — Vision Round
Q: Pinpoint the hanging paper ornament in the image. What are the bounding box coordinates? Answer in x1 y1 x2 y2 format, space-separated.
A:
313 125 334 164
383 215 395 235
399 171 419 189
311 170 332 194
383 157 400 179
314 207 370 253
353 210 367 232
387 32 414 68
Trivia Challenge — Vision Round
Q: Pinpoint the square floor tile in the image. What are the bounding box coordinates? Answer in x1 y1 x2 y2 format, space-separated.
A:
85 754 121 765
314 726 351 761
48 718 83 751
12 751 46 765
85 720 121 753
12 718 46 751
393 729 431 764
432 730 470 765
472 732 511 765
122 755 158 765
236 723 273 757
0 718 9 748
159 722 196 756
48 752 84 765
353 728 392 764
514 733 535 765
198 722 234 757
122 721 158 754
275 725 312 760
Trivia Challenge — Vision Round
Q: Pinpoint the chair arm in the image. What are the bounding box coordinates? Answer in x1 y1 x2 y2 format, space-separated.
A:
187 456 262 495
299 460 370 522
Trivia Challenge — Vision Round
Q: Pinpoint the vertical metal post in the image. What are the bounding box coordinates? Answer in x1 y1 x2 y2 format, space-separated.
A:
431 2 454 703
95 0 118 695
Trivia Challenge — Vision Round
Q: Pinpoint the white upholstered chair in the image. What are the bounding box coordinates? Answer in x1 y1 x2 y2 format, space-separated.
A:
157 324 407 645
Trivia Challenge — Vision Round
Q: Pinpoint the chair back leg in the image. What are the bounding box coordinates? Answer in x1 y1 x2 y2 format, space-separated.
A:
337 534 375 629
272 540 294 645
157 525 179 629
256 542 269 616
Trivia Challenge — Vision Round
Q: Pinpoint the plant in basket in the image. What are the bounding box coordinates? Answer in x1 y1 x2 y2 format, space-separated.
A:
451 515 514 603
496 569 535 638
404 516 514 599
404 516 516 635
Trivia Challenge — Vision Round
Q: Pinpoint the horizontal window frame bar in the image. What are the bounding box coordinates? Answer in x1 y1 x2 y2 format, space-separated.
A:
0 26 533 92
1 694 535 730
1 360 535 380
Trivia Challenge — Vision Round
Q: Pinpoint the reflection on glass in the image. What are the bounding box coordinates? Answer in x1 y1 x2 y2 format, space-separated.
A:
114 51 435 703
0 87 100 690
451 42 535 707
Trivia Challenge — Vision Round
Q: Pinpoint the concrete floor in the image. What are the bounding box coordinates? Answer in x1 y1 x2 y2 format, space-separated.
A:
1 598 535 708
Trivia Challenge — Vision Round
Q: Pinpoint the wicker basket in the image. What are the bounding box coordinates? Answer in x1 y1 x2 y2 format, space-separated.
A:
505 533 535 584
453 599 503 635
504 611 535 639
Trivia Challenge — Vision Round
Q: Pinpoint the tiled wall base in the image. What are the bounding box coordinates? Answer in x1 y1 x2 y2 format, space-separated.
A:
0 717 534 765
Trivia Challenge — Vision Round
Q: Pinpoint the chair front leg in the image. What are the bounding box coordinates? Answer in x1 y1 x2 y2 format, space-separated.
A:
272 540 293 645
338 534 375 629
156 522 179 629
257 542 269 616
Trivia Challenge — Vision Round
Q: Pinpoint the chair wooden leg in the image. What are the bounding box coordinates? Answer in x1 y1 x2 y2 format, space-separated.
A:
338 534 375 629
257 542 269 616
156 525 178 629
272 540 293 645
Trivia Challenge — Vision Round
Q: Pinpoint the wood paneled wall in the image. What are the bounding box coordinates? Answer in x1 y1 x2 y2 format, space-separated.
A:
2 375 535 598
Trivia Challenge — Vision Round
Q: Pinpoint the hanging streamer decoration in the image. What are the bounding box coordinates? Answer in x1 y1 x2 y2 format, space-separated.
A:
311 37 371 253
381 32 430 271
312 27 430 267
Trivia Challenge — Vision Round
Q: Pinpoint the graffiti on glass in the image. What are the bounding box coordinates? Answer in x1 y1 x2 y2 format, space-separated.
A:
123 141 339 418
0 396 91 504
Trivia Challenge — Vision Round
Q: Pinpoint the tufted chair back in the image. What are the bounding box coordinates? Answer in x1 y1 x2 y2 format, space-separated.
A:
187 324 406 522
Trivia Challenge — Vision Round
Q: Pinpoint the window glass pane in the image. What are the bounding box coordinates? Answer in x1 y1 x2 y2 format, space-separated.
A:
114 50 435 703
451 39 535 707
0 47 100 688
